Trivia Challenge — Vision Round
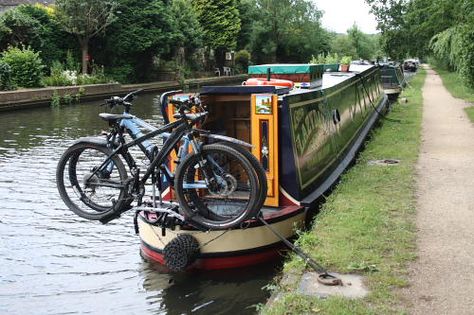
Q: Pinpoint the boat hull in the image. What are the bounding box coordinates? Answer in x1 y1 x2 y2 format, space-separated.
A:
138 206 306 270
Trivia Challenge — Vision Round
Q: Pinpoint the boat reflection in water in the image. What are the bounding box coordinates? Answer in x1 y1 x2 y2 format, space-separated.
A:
140 259 281 314
138 63 388 271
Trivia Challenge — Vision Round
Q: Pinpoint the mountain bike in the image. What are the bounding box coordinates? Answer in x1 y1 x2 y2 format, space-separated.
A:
56 90 267 230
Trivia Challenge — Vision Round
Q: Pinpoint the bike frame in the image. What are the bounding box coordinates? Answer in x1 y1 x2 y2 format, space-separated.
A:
90 114 206 196
116 112 254 190
119 114 192 183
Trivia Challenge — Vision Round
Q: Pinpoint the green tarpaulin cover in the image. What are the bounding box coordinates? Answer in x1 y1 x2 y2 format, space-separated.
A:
248 64 323 75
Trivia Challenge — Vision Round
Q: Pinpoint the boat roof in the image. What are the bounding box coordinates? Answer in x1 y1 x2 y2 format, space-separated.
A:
322 64 374 89
201 64 376 96
200 85 291 95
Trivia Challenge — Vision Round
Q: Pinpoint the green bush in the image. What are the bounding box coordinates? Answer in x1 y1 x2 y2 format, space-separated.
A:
310 53 326 64
42 60 73 86
309 53 340 65
325 53 340 64
50 89 61 107
0 60 14 90
106 64 133 83
234 50 251 72
63 93 73 104
77 64 109 85
43 60 109 86
1 46 44 88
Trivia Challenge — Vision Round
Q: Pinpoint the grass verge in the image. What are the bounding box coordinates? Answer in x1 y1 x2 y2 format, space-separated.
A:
465 107 474 123
261 70 427 315
431 66 474 123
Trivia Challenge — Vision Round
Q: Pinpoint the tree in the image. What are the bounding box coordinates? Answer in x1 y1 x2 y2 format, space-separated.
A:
0 6 40 49
91 0 177 83
0 4 77 68
404 0 461 59
330 34 357 58
236 0 258 50
347 24 379 60
55 0 116 74
250 0 329 63
365 0 410 59
428 0 474 86
192 0 241 68
169 0 203 61
366 0 474 86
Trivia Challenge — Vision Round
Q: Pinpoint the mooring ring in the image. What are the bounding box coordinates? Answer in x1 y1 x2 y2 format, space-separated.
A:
317 273 343 286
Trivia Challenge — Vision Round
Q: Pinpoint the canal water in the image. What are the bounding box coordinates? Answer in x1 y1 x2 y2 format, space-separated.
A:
0 93 280 315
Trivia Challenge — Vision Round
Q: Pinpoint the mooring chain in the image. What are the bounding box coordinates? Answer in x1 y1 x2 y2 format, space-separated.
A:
198 229 230 250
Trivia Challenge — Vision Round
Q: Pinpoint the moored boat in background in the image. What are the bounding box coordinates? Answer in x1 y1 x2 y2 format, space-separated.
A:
380 63 406 100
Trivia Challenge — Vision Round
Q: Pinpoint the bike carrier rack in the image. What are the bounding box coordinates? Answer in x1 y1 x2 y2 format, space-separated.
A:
134 201 186 222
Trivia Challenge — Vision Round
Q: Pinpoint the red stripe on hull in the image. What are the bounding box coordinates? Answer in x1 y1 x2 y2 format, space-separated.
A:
140 243 283 271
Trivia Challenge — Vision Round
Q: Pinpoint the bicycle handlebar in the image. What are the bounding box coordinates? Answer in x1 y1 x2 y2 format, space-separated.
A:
103 89 143 110
169 96 201 111
123 89 143 102
168 96 206 123
103 89 204 122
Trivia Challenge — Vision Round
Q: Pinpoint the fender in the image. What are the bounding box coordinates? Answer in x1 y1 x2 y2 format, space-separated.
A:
72 136 109 147
200 133 253 148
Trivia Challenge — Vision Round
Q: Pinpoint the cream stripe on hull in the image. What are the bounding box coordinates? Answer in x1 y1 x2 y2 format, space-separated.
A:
138 212 306 254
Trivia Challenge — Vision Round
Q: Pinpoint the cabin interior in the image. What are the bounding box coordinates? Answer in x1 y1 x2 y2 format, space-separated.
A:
200 94 252 144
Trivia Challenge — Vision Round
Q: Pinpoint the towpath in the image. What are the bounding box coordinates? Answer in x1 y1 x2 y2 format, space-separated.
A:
403 67 474 314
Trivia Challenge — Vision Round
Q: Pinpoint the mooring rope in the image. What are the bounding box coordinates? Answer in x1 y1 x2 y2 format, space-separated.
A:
198 229 230 250
258 215 342 286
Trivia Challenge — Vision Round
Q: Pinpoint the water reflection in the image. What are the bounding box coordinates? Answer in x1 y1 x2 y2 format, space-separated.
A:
0 93 277 315
142 261 280 315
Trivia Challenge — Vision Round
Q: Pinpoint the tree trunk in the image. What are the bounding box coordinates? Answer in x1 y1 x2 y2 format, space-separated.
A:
215 47 226 70
79 38 89 74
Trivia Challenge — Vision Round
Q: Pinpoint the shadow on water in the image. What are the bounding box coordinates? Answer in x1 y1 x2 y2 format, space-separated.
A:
0 92 282 315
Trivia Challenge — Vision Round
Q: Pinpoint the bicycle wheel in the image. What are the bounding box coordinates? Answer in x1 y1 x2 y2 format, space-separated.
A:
56 142 130 220
174 144 260 230
217 142 268 218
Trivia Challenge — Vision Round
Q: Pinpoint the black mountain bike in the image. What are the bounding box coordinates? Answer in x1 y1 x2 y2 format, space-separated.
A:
56 90 267 230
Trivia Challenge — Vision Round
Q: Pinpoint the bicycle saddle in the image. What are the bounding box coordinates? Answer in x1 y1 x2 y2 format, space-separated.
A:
99 113 133 122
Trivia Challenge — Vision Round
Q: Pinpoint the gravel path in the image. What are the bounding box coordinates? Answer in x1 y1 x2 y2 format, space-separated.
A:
404 67 474 314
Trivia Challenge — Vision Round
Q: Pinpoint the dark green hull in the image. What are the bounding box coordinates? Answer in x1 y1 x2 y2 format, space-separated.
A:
380 64 406 97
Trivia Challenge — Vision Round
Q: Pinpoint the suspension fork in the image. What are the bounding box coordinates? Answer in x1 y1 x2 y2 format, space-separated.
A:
188 134 226 185
184 133 209 186
103 132 118 175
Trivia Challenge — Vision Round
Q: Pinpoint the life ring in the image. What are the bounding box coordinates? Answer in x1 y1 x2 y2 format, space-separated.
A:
243 78 294 88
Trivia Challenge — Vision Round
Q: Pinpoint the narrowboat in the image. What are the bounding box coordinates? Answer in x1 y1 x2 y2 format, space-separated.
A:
137 63 388 271
380 63 406 100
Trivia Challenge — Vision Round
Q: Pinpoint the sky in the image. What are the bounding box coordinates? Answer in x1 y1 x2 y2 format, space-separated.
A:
313 0 379 34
